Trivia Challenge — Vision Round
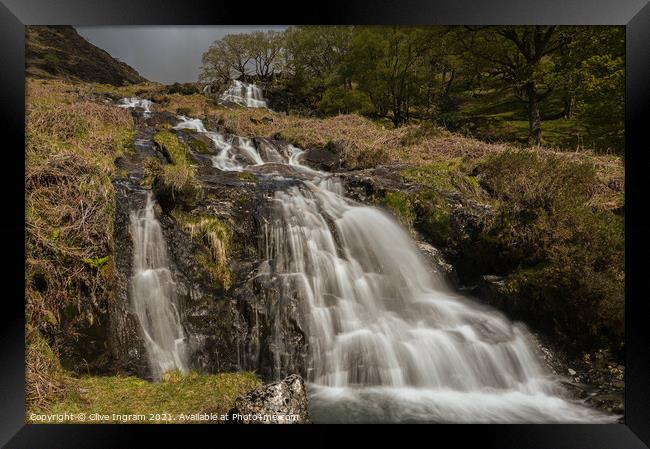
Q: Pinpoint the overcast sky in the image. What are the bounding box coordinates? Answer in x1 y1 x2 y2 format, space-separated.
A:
76 26 287 84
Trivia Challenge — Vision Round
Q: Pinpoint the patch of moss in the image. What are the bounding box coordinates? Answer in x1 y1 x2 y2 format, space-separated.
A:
401 158 466 192
173 210 233 290
380 191 415 227
236 171 256 182
29 370 260 423
149 131 202 210
82 255 109 269
188 136 211 155
153 130 192 166
411 190 455 246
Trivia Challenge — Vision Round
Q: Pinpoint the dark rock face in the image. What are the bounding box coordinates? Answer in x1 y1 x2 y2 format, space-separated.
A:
107 111 309 381
109 180 149 377
227 375 310 424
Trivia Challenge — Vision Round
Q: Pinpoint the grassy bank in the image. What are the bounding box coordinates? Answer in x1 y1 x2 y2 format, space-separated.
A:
27 334 258 424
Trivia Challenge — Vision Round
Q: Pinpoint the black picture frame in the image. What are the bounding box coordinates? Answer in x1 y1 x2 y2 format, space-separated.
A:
1 0 649 446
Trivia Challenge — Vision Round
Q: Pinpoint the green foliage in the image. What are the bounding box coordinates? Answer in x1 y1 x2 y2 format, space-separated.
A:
83 255 109 269
570 27 625 153
318 86 373 115
476 150 624 347
200 31 283 83
200 26 624 154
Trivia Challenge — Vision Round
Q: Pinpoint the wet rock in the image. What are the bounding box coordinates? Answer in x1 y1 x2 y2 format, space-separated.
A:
227 375 310 424
478 275 509 307
416 241 460 288
301 148 341 172
108 181 149 377
143 111 180 128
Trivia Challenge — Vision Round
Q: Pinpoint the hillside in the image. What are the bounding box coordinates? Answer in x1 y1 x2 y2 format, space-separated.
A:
26 26 146 86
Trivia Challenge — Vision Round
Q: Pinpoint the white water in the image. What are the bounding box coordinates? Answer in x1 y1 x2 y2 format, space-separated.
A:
129 191 189 380
118 97 153 117
169 113 613 423
220 79 268 108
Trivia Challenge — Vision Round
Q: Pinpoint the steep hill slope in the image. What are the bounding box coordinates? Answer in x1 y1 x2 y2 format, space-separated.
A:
26 26 146 86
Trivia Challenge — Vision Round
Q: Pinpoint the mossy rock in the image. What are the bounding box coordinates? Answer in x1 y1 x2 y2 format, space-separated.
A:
173 210 233 290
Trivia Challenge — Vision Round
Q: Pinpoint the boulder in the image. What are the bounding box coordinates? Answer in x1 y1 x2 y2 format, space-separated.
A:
227 375 310 424
301 148 341 172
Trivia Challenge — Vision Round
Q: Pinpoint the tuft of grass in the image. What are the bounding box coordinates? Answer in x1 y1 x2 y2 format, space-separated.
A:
153 130 192 166
150 130 201 210
173 211 233 289
29 370 260 423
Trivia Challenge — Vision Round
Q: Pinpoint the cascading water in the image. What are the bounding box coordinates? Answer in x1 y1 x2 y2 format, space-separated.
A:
118 97 153 117
129 191 189 380
220 79 268 108
171 113 613 423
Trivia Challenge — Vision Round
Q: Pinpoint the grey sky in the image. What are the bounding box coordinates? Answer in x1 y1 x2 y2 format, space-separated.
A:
76 26 287 84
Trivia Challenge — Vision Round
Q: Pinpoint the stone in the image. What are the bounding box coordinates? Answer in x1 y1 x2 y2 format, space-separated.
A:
301 148 342 172
227 375 310 424
568 368 577 376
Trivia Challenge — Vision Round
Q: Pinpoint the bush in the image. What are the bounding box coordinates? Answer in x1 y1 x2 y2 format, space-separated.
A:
475 150 624 351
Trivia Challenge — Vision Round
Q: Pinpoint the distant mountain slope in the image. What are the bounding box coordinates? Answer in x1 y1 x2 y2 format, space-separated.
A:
26 26 146 86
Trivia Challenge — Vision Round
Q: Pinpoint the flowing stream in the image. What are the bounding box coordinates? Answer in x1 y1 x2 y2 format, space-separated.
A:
170 113 613 423
129 191 188 380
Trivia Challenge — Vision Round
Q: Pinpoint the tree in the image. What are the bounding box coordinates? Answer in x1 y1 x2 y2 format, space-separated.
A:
200 33 253 83
570 27 625 153
348 27 433 126
249 31 284 80
462 26 571 145
282 26 354 108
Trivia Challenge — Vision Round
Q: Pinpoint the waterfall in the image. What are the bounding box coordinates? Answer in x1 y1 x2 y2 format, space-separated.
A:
174 115 612 423
129 191 189 380
220 79 268 108
120 98 612 422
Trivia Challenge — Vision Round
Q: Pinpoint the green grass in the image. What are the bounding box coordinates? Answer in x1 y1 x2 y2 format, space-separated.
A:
452 89 585 149
29 370 260 423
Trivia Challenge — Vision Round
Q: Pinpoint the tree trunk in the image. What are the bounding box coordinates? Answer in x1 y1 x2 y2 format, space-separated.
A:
526 82 542 146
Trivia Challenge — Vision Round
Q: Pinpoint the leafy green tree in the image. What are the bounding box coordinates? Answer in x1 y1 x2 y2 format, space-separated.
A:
200 33 253 83
461 26 572 145
570 27 625 153
348 27 433 126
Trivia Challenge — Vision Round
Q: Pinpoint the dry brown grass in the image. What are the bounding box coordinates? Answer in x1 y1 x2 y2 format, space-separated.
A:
26 78 135 386
26 330 70 411
145 96 623 197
